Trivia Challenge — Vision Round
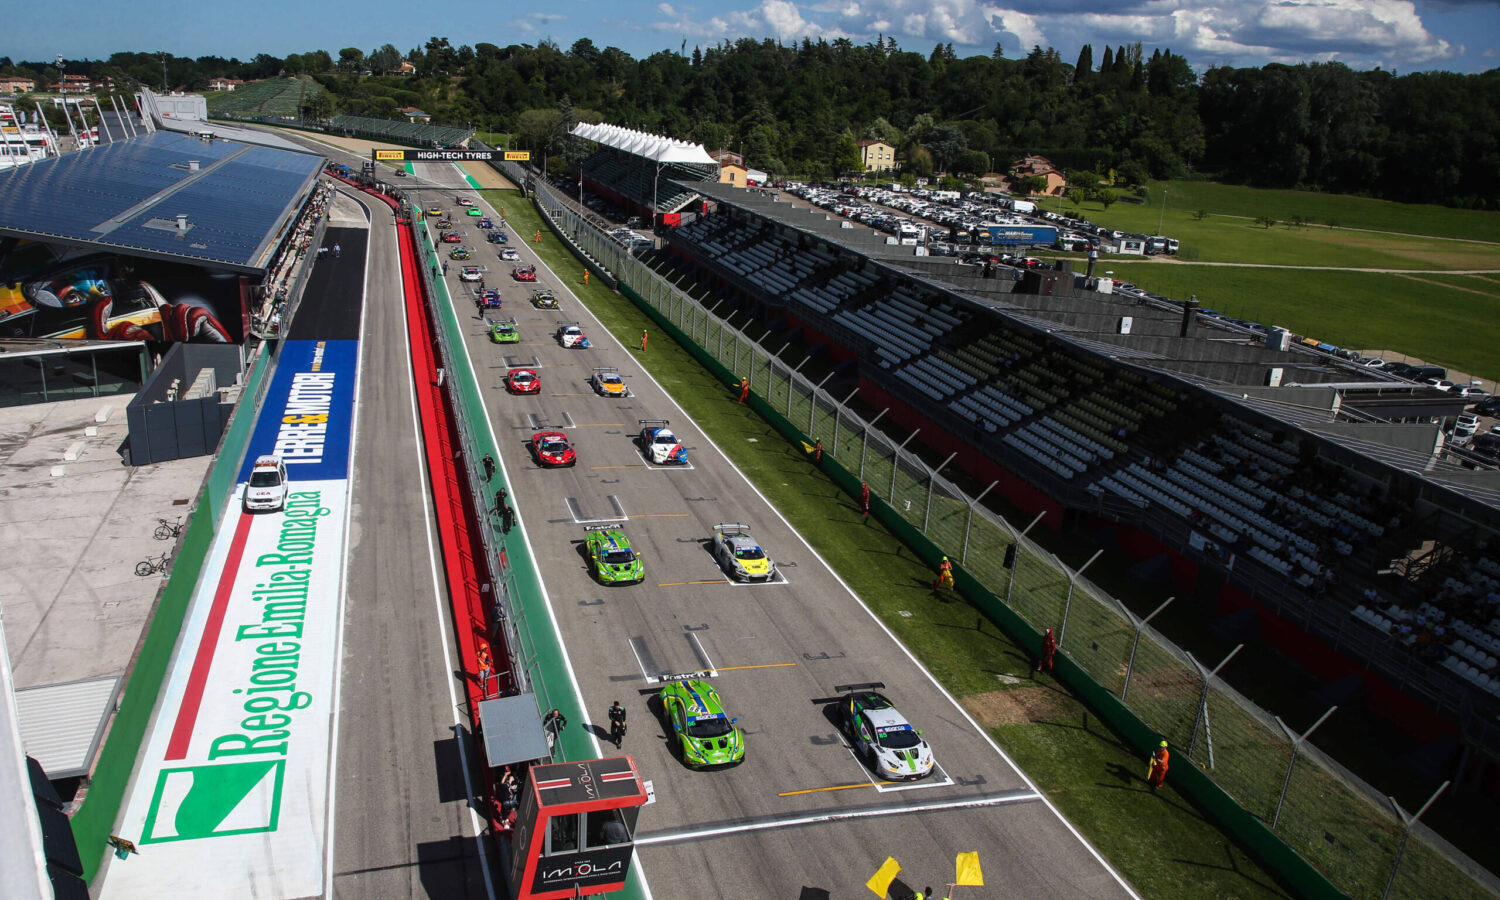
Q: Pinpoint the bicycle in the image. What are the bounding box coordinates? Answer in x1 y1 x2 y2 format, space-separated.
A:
135 552 170 577
154 516 184 541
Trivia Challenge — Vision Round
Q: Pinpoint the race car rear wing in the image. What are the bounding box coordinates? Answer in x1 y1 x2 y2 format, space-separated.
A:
583 523 622 533
593 366 619 375
638 419 669 428
555 320 580 328
713 523 752 535
834 682 887 694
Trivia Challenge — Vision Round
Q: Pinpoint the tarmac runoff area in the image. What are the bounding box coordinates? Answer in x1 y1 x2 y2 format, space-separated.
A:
0 396 211 691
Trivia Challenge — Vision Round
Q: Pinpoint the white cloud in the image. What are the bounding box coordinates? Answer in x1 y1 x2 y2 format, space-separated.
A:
647 0 1457 70
529 12 565 21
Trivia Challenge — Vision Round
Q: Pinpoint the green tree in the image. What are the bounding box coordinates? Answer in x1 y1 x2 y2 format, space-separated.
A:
831 134 862 174
1066 187 1085 209
904 146 933 178
1096 188 1119 211
337 48 364 72
954 149 989 176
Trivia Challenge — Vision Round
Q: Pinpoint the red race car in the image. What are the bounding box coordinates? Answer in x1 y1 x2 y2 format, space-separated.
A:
531 430 576 467
507 367 540 394
441 232 463 243
512 265 537 282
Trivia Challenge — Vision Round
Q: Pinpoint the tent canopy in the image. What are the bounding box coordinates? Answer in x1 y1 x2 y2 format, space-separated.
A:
571 123 716 166
477 694 551 768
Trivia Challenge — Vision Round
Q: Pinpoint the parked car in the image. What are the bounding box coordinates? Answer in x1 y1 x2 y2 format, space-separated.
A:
243 455 289 512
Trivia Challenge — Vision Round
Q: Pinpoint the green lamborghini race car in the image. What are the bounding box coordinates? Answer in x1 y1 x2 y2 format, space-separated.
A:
489 318 519 343
659 679 745 768
584 524 644 584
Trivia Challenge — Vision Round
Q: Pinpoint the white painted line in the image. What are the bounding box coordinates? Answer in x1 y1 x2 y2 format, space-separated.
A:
535 219 1140 900
686 632 717 675
627 638 653 683
397 209 496 900
871 765 955 794
632 791 1041 847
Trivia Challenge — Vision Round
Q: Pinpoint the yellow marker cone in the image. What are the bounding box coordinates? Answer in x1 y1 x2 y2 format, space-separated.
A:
954 851 984 886
866 856 902 897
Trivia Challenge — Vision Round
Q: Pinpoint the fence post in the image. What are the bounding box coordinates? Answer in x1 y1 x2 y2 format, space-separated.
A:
1271 706 1338 830
1058 549 1102 648
810 372 835 436
961 481 999 566
834 388 857 454
1381 782 1449 900
1185 645 1243 764
788 357 811 417
859 408 889 482
889 429 922 504
1006 511 1048 605
1120 596 1175 702
923 452 958 535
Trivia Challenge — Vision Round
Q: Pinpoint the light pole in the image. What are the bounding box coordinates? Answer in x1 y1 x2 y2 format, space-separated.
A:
1157 188 1167 236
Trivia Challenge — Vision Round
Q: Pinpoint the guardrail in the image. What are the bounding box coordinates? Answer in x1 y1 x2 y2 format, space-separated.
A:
520 171 1500 900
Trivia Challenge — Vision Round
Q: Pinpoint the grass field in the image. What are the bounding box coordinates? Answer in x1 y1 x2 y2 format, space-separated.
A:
1044 180 1500 382
486 186 1299 899
1097 262 1499 380
1134 181 1500 244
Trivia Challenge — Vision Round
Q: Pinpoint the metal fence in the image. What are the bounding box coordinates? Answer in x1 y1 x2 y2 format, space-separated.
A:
506 165 1500 900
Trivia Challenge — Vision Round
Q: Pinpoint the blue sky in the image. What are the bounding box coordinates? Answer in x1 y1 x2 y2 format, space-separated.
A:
5 0 1497 73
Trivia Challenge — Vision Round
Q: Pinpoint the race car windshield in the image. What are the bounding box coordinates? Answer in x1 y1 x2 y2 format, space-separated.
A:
734 546 765 561
686 716 734 738
514 374 534 383
603 548 636 565
249 470 282 487
540 439 568 453
877 728 922 750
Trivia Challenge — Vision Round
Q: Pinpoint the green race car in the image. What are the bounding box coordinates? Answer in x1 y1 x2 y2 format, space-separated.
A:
584 524 644 584
489 318 519 343
660 679 745 767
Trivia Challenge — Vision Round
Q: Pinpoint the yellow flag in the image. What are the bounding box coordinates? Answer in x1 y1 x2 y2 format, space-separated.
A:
801 441 816 454
866 856 902 897
955 851 984 886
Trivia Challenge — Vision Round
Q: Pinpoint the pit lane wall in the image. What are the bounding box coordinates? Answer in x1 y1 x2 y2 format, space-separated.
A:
71 343 279 881
521 177 1353 900
408 213 651 900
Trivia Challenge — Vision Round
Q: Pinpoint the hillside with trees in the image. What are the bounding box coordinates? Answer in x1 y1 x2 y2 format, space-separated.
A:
3 38 1497 207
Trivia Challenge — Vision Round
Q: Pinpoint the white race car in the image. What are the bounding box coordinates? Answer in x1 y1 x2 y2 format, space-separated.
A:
835 683 935 780
555 322 590 349
638 419 688 465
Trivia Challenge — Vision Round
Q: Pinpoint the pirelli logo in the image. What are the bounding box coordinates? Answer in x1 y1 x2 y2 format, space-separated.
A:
374 149 405 161
504 151 530 161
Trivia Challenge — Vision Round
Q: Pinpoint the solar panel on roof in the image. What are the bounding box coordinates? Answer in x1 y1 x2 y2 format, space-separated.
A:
0 131 322 272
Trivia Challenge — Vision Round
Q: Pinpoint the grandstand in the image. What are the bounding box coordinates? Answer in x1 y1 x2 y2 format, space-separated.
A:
663 180 1500 772
328 114 471 148
569 122 717 219
205 76 322 119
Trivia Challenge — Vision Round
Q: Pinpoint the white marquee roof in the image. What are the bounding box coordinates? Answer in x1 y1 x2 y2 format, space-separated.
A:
571 122 716 165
